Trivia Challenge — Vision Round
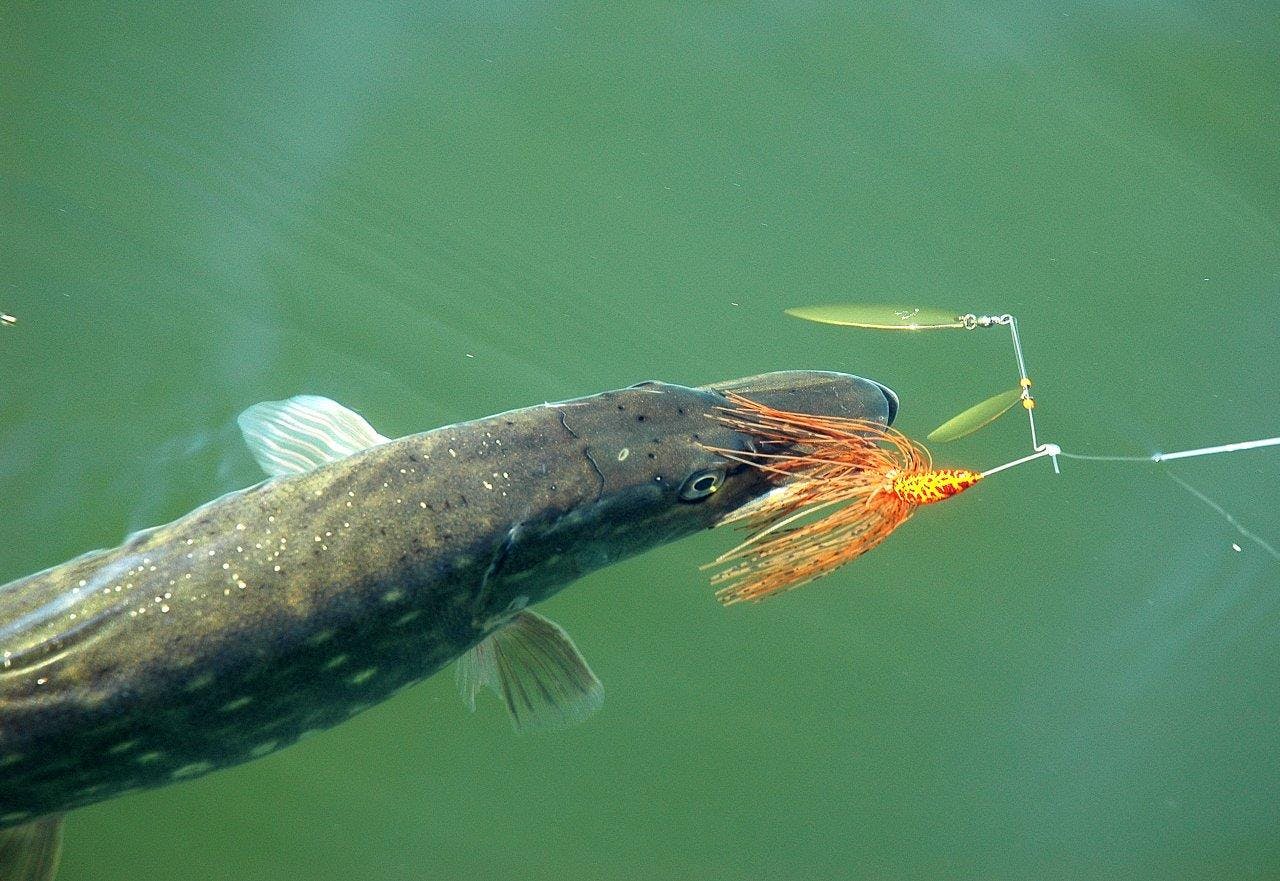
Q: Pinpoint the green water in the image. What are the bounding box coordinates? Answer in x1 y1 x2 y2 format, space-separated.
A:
3 3 1278 879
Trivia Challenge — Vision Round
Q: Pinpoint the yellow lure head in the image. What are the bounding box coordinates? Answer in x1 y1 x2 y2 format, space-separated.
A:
890 468 983 506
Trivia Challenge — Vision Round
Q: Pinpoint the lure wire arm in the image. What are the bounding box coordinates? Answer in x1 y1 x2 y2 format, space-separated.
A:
958 310 1059 474
980 444 1059 478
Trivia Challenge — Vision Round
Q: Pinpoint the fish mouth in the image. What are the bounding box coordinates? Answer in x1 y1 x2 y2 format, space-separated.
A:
702 370 898 426
871 380 899 425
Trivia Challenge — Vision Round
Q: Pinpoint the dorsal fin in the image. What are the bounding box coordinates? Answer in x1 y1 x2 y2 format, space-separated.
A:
237 395 390 477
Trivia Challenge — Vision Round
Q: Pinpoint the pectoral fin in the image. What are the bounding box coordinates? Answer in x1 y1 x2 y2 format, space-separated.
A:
0 815 65 881
237 395 390 476
456 611 603 731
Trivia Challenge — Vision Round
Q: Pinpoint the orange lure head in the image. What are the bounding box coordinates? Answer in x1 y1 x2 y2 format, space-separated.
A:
704 393 981 604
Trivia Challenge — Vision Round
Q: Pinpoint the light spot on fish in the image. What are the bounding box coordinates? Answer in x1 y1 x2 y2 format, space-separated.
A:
383 589 405 604
250 740 279 757
395 610 422 626
135 751 165 765
350 667 378 685
308 629 334 645
0 753 23 768
221 696 254 712
185 673 215 692
106 740 139 755
617 447 630 461
324 654 349 670
171 761 213 779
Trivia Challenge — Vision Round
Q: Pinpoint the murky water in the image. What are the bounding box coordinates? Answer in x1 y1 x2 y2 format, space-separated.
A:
3 3 1278 879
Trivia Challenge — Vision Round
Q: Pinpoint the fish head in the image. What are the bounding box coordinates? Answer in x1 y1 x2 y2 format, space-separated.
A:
592 370 897 529
515 371 897 589
688 369 898 520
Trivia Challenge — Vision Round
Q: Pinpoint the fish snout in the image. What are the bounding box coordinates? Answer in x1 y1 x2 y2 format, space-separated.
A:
703 370 898 426
870 380 898 425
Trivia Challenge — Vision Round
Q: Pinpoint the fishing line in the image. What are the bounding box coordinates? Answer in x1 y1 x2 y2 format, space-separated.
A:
970 313 1276 557
1163 470 1280 561
1152 436 1280 462
979 435 1280 558
1054 451 1151 463
1051 436 1280 464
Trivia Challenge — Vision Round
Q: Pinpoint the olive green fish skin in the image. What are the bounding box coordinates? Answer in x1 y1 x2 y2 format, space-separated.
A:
0 374 892 827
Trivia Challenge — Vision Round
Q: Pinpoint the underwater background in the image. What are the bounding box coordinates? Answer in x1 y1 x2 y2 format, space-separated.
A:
3 3 1278 879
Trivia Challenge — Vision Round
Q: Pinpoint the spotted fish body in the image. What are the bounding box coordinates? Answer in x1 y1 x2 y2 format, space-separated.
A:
0 371 894 875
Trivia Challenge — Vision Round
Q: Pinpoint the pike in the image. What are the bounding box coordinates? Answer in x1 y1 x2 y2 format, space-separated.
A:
0 371 896 881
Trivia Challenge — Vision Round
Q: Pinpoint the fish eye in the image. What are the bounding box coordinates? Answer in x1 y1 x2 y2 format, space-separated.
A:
679 467 725 501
